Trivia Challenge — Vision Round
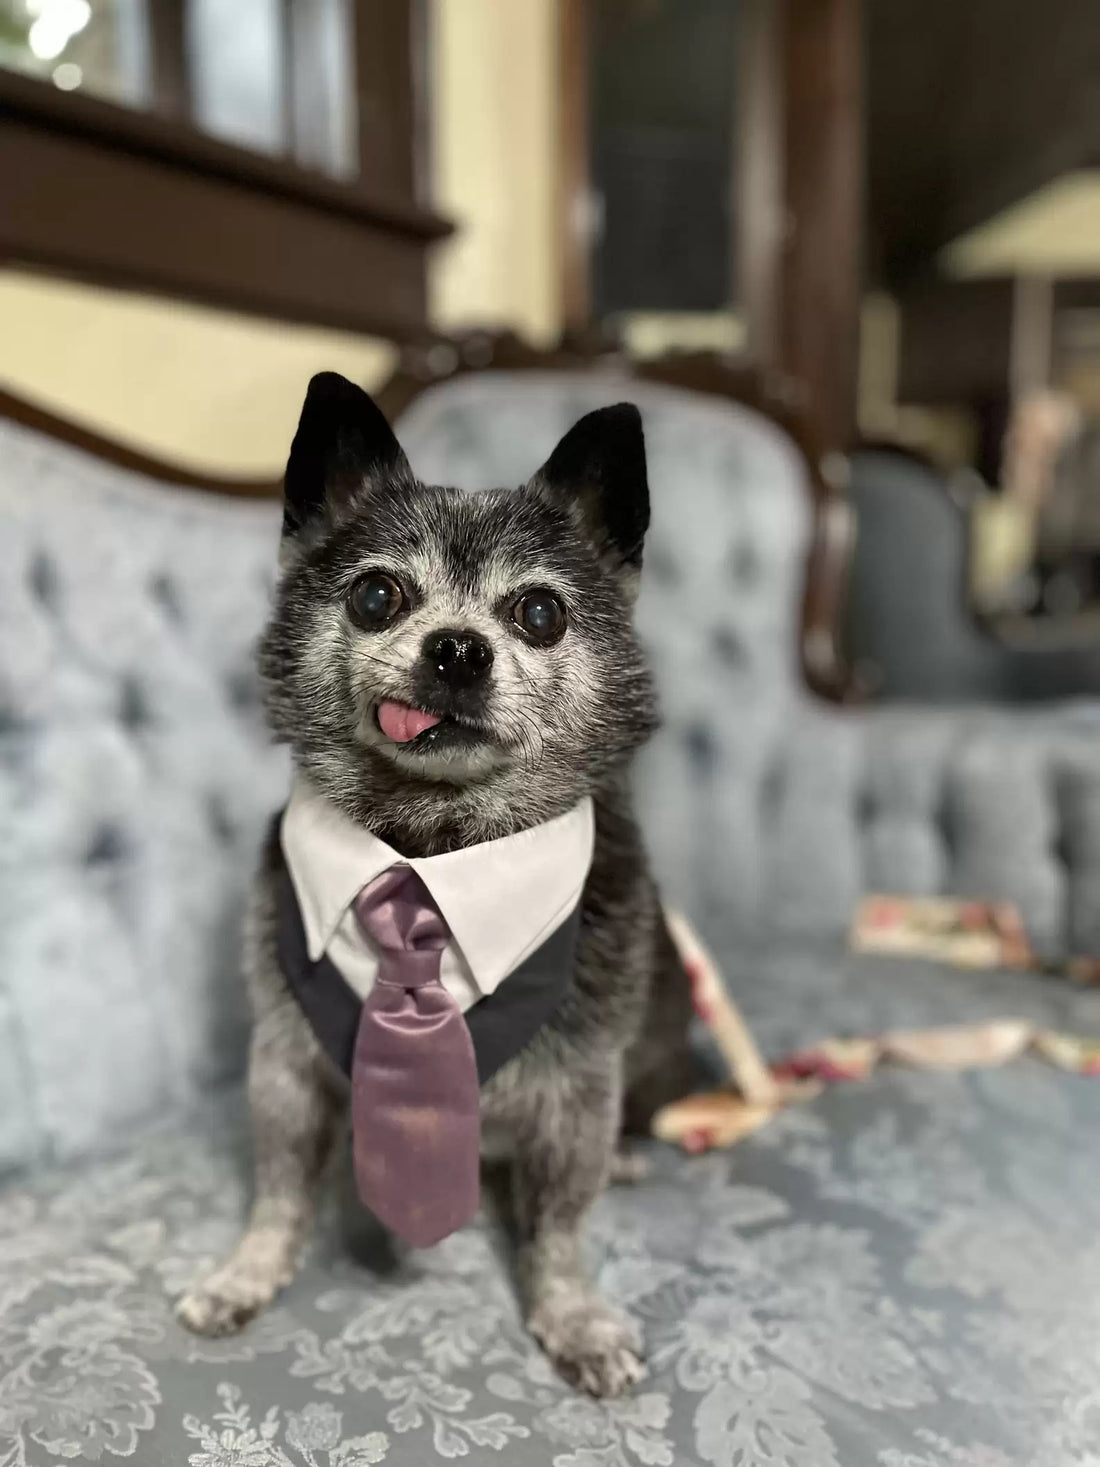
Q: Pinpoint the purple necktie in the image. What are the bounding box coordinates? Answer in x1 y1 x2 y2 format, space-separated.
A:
351 866 481 1247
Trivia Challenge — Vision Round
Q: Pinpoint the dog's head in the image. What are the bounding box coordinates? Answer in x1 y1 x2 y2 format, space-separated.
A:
260 372 657 847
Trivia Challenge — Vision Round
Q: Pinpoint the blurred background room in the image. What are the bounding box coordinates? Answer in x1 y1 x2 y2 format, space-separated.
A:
4 0 1100 695
5 6 1100 1464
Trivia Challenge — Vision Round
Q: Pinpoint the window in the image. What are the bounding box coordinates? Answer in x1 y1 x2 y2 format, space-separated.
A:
1 0 448 339
0 0 148 107
0 0 357 178
589 0 742 318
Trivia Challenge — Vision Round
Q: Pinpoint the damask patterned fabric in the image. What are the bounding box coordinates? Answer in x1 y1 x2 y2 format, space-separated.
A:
4 943 1100 1467
3 381 1100 1464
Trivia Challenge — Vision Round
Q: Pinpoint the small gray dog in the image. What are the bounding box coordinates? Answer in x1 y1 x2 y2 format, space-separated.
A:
178 372 693 1397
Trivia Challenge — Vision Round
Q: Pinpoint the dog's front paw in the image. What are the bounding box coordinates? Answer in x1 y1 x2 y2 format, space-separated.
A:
529 1296 645 1397
176 1268 277 1338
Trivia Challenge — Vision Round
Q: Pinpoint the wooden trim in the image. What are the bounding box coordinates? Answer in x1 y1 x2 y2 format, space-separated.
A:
1 114 435 339
0 70 450 240
778 0 863 453
147 0 190 122
0 384 280 497
353 0 418 202
556 0 592 336
375 331 856 702
736 0 784 374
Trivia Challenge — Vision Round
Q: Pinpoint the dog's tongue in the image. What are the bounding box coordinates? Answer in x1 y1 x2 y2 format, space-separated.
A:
377 699 443 743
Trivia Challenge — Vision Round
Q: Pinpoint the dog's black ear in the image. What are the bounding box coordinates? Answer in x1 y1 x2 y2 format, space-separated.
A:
536 404 649 568
283 372 411 536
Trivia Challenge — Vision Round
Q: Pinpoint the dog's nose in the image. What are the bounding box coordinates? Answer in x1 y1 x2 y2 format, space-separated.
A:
422 629 495 688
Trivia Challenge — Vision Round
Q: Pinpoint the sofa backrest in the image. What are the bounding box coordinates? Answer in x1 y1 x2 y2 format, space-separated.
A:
0 415 287 1171
5 376 1099 1173
0 376 814 1170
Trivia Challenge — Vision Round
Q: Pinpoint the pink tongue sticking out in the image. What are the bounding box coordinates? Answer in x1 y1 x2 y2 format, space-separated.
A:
377 699 443 743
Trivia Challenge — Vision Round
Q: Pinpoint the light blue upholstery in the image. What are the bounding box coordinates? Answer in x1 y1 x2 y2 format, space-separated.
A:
0 418 287 1171
399 377 1100 962
2 378 1100 1466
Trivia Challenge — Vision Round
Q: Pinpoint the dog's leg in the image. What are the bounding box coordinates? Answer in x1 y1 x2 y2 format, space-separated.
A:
177 1002 343 1336
513 1062 644 1397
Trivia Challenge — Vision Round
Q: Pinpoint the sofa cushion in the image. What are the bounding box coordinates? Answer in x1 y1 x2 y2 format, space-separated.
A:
2 946 1098 1466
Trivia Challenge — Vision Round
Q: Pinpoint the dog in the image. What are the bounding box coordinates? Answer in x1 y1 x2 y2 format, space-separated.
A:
177 372 694 1398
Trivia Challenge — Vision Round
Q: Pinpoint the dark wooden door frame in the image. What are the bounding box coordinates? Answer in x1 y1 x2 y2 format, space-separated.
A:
555 0 863 453
778 0 863 454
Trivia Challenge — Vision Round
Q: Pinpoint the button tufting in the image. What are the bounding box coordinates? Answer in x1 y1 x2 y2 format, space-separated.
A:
85 822 128 866
712 626 745 667
647 543 679 587
760 760 786 815
207 792 235 845
729 541 760 586
685 722 716 774
856 788 877 826
225 667 260 710
150 573 184 625
28 550 59 610
118 676 152 730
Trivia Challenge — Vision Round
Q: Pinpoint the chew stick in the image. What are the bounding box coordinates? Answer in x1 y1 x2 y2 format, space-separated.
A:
663 907 780 1106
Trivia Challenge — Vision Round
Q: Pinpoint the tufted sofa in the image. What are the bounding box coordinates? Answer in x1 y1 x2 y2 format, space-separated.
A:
2 377 1100 1467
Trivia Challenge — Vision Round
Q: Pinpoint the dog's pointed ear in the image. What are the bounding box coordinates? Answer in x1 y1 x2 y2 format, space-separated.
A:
282 372 411 537
535 403 649 570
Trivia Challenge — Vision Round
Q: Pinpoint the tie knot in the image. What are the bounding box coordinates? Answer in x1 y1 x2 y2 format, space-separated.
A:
354 865 450 957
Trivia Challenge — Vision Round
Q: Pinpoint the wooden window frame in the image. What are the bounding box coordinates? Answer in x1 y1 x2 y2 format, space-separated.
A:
0 0 450 338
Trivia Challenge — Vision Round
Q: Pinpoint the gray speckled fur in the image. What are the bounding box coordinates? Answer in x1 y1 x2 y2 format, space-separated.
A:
177 377 692 1396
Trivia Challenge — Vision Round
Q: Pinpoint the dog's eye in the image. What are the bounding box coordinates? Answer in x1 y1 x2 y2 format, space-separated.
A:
512 589 566 645
348 572 405 629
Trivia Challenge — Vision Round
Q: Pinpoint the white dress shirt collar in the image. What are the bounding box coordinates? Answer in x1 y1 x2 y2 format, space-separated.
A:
281 776 595 997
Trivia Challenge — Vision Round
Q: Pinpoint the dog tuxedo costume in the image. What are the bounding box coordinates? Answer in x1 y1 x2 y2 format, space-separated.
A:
276 777 594 1246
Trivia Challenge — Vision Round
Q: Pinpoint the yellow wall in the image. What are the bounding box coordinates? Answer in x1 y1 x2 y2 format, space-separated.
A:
0 271 396 479
0 0 560 477
429 0 558 343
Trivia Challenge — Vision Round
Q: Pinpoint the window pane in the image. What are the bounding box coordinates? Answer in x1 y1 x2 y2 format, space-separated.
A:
589 0 740 318
0 0 150 105
0 0 359 181
288 0 356 179
187 0 285 156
